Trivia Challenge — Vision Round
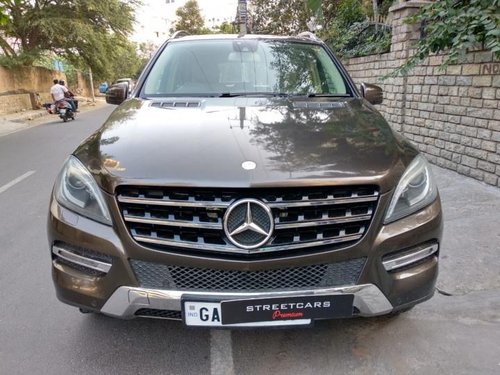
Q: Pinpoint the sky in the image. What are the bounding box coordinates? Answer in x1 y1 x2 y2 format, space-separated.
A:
132 0 239 44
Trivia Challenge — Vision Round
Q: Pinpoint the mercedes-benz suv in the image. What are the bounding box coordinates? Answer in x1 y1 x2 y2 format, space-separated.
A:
48 33 442 328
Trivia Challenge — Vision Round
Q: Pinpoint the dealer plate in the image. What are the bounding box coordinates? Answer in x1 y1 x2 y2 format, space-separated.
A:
182 295 353 327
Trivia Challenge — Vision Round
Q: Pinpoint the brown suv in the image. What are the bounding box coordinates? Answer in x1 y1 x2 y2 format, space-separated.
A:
48 34 442 327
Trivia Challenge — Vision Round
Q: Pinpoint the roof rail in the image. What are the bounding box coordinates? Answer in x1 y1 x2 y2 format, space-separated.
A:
296 31 321 42
171 30 190 39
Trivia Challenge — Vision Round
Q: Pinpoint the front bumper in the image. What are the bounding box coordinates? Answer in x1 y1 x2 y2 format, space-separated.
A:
100 284 393 319
48 189 443 322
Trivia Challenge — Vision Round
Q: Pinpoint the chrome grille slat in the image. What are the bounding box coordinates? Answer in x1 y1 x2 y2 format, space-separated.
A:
267 195 378 208
117 192 379 209
133 233 364 254
117 195 229 208
117 186 379 256
124 214 222 230
274 213 372 229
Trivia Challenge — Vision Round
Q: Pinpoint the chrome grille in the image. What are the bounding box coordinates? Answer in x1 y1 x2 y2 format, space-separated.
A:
130 258 366 291
117 186 379 255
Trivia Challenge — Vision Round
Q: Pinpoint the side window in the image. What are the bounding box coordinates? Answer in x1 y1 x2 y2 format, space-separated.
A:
316 48 347 94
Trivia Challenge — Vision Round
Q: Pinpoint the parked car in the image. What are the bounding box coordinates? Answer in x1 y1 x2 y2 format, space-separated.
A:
98 82 109 94
48 33 442 328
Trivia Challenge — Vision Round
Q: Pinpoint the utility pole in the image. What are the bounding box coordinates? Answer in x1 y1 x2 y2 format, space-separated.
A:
238 0 248 36
88 67 95 103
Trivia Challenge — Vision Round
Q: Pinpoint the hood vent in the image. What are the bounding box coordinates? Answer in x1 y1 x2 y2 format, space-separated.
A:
151 100 201 108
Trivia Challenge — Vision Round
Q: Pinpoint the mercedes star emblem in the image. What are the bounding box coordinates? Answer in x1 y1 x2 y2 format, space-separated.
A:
223 198 274 249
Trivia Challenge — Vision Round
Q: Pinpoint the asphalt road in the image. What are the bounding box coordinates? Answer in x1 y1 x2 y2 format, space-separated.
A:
0 105 499 375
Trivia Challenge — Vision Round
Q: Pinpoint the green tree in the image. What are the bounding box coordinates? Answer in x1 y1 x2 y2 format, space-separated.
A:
250 0 311 35
391 0 500 76
170 0 210 35
217 21 235 34
108 40 145 82
249 0 364 36
0 0 139 81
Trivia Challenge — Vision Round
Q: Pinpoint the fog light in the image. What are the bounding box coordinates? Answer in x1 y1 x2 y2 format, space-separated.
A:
382 243 438 272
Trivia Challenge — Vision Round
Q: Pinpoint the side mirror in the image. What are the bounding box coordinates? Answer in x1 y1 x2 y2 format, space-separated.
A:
105 83 128 105
360 83 383 105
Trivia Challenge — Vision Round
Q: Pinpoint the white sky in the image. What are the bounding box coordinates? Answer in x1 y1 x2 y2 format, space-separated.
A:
132 0 239 44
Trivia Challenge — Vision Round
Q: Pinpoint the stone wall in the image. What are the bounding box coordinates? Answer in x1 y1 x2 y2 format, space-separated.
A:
0 66 93 114
0 93 33 114
0 66 66 95
0 66 67 114
343 1 500 187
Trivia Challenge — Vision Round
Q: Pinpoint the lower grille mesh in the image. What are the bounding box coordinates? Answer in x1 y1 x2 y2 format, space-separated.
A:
135 308 182 320
130 258 366 292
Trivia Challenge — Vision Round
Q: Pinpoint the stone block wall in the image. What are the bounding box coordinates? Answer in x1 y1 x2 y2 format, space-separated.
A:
343 1 500 187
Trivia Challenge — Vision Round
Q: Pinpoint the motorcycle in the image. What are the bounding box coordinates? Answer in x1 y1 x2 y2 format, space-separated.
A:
43 100 76 122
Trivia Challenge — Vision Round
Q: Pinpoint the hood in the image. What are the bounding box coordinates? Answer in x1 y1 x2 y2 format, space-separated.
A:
74 97 417 194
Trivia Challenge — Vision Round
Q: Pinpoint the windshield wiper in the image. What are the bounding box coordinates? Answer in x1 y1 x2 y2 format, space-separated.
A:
305 93 351 98
218 92 289 98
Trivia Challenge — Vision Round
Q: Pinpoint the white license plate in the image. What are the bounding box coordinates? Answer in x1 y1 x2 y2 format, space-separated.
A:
59 109 66 114
183 301 311 327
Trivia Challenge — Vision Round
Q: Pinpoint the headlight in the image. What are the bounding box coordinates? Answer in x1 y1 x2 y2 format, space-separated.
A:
54 156 112 225
384 155 438 224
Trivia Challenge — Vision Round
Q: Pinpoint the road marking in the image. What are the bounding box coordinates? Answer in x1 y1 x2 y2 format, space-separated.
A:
0 171 36 194
210 329 235 375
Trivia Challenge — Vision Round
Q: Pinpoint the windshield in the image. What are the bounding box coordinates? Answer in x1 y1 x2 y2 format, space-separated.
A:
142 39 349 97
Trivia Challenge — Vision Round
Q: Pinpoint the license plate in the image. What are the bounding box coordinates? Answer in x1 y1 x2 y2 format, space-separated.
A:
182 295 353 327
59 109 66 114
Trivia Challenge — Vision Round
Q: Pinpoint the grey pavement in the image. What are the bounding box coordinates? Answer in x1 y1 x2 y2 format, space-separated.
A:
0 105 499 374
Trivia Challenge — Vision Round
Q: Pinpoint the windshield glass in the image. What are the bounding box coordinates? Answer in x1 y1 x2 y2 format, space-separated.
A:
143 39 349 97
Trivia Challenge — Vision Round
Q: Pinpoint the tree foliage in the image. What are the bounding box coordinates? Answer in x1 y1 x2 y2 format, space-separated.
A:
170 0 210 35
250 0 314 35
249 0 370 35
250 0 385 57
0 0 140 81
391 0 500 76
217 21 235 34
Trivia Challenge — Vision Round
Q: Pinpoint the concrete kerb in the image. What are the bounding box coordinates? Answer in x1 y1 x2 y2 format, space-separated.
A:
0 97 106 137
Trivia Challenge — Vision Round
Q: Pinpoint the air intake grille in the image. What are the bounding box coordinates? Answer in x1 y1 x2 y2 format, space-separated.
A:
130 258 366 292
134 308 182 320
116 186 378 256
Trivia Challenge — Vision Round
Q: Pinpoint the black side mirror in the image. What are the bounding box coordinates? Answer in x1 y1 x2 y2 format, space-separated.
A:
360 83 383 105
105 83 128 105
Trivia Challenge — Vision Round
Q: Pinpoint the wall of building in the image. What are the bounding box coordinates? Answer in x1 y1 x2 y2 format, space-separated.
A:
343 1 500 187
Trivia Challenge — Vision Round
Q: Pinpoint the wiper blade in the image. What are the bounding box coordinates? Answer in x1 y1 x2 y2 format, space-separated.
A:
218 92 289 98
305 93 351 98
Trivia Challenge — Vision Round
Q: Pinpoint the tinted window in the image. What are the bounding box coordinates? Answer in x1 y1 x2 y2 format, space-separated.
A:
143 39 348 96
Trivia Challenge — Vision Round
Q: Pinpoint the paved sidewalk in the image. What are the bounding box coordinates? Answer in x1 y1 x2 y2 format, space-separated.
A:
0 97 107 137
433 165 500 295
